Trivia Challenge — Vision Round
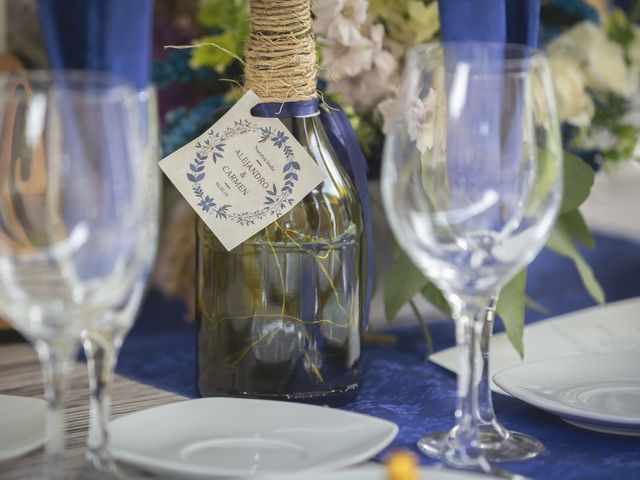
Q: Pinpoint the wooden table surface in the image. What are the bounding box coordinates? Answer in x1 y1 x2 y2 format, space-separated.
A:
0 341 186 479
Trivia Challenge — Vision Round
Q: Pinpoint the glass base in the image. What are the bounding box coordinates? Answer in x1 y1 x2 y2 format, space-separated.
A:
417 427 544 463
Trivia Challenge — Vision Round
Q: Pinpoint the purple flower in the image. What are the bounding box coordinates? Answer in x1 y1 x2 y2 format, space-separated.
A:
273 131 289 148
198 196 216 212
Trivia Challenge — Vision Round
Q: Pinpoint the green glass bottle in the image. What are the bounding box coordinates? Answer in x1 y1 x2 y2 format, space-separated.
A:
195 0 365 400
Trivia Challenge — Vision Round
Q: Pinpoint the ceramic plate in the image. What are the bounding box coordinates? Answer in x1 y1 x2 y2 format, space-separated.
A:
110 398 398 478
494 352 640 436
0 394 46 462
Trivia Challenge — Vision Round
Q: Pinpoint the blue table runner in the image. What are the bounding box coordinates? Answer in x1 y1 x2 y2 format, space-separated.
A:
118 233 640 479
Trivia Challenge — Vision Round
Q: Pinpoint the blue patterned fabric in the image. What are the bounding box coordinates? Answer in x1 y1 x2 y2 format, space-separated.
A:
118 233 640 479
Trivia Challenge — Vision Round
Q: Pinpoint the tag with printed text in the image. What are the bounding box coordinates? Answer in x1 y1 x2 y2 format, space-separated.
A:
159 91 326 251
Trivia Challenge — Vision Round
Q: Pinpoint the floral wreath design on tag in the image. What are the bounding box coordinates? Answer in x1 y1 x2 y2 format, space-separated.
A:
187 119 301 226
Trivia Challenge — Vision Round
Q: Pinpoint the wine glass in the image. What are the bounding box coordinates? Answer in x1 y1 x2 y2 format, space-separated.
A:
0 70 146 479
81 86 161 476
381 42 562 472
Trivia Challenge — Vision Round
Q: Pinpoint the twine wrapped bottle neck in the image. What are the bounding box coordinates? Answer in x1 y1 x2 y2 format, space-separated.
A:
243 0 317 103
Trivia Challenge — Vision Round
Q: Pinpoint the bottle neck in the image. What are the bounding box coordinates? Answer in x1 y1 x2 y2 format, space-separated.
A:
278 115 324 159
243 0 317 103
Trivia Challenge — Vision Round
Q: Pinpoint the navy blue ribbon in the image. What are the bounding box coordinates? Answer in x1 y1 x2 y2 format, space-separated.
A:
252 100 374 327
250 100 320 119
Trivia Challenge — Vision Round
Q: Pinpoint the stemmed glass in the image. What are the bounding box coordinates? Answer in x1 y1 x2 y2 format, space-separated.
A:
381 42 562 472
0 71 147 479
424 295 545 462
81 87 161 476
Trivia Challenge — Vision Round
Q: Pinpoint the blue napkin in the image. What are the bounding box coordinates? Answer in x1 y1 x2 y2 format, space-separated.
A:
438 0 540 47
37 0 153 89
438 0 506 43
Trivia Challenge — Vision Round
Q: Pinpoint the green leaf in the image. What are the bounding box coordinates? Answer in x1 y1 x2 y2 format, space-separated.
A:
560 152 595 214
407 1 439 43
606 8 636 55
384 244 429 321
196 0 249 32
525 295 548 314
496 270 527 358
546 217 606 304
189 33 241 74
608 123 638 161
408 299 434 356
421 281 451 317
559 209 595 249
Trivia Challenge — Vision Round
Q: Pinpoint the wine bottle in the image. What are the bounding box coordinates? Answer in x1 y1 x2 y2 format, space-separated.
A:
196 0 365 400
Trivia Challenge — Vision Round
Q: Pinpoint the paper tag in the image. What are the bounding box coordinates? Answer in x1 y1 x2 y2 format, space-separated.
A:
159 90 326 251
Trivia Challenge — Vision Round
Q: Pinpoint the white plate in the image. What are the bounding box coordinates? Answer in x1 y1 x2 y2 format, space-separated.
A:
494 352 640 435
110 398 398 478
312 464 500 480
431 297 640 394
0 394 46 462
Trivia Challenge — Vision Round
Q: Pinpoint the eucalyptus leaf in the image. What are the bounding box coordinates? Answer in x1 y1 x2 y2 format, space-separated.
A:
496 270 527 359
421 281 451 317
560 153 594 214
547 217 606 304
384 244 429 321
559 209 595 249
525 295 548 314
409 299 434 355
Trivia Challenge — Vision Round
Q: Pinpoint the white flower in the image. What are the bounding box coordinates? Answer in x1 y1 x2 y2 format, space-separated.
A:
323 23 398 113
320 35 374 79
368 24 397 78
379 87 446 153
546 21 633 97
378 95 398 134
407 89 438 153
313 0 368 45
548 54 595 127
328 68 398 114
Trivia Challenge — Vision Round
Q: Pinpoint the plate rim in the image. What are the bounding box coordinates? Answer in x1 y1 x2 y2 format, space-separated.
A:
493 351 640 427
0 394 47 463
110 397 399 478
561 418 640 436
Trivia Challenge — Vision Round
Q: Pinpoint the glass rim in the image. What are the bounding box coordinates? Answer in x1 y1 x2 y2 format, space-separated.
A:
408 41 548 73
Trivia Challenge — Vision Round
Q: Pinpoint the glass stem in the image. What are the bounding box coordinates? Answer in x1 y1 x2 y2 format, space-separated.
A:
476 295 507 432
84 332 118 472
445 301 490 470
35 340 75 480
